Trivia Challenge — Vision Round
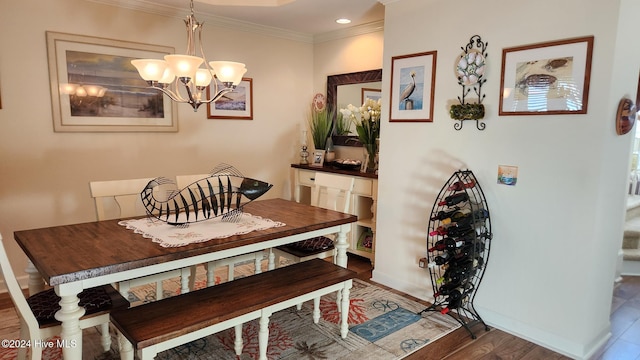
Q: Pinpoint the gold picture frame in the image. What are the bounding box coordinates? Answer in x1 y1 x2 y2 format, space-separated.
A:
46 31 177 132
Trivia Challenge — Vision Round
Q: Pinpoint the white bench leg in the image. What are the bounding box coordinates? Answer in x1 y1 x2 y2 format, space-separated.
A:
118 332 134 360
259 311 271 360
100 322 111 352
340 283 351 339
313 297 321 324
234 324 243 355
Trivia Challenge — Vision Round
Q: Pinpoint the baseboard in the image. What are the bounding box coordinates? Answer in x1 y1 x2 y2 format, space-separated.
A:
622 259 640 276
474 305 611 360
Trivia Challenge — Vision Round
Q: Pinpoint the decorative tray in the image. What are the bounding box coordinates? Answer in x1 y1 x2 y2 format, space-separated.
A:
331 159 362 170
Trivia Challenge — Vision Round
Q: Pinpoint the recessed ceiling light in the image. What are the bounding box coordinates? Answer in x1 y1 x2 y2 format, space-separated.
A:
336 18 351 25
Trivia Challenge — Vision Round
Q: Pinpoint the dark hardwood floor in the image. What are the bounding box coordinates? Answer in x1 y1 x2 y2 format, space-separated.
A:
1 253 637 359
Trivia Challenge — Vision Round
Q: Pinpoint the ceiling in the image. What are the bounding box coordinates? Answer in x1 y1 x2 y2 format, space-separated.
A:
97 0 385 37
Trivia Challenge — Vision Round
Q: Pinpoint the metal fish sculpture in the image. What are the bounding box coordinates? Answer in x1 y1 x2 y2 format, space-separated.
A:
140 164 273 226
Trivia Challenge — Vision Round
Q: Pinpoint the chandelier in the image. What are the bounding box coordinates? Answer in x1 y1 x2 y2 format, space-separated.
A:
131 0 247 112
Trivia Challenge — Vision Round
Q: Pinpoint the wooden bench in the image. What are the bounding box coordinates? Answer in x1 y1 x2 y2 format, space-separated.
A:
110 258 356 360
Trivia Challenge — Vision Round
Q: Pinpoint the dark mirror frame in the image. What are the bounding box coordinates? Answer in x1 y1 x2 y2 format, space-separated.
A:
327 69 383 146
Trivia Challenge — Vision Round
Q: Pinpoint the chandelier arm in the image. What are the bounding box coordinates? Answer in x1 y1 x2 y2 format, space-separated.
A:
151 86 188 103
201 88 233 104
196 23 219 97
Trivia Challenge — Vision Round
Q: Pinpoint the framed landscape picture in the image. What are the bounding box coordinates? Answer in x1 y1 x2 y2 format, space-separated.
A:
207 78 253 120
46 31 177 132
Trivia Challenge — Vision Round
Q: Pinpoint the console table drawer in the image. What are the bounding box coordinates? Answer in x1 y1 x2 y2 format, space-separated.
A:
298 169 316 187
353 178 373 196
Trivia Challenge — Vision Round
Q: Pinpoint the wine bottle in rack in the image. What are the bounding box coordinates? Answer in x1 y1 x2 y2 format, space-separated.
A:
437 192 469 207
443 209 489 227
430 207 460 221
447 179 476 191
427 238 464 252
440 208 471 225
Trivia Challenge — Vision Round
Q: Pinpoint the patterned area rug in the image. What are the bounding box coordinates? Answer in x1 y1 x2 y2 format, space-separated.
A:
0 260 460 359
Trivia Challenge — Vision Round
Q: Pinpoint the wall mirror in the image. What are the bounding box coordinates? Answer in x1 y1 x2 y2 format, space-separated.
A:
327 69 382 146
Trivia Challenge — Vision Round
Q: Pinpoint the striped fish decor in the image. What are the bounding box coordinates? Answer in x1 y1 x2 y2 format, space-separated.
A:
141 164 273 226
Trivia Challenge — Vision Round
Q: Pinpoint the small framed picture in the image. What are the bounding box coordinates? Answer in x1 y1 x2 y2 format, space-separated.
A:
207 77 253 120
310 150 325 167
389 51 437 122
361 88 381 104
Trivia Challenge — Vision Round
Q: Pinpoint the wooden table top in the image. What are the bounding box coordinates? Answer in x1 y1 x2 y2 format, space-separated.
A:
14 198 357 286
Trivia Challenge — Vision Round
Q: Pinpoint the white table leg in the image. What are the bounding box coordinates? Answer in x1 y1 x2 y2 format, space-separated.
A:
334 223 350 268
254 253 262 274
206 262 216 287
25 260 44 296
54 282 84 360
180 267 191 294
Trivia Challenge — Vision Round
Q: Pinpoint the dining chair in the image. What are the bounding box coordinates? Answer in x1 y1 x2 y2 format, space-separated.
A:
0 233 128 359
89 178 195 300
175 173 269 289
273 172 355 265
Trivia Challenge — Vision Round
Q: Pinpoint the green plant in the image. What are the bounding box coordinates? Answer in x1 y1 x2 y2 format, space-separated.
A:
308 108 333 150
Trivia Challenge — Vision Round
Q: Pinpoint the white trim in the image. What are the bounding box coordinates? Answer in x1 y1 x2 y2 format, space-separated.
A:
314 21 384 43
84 0 383 43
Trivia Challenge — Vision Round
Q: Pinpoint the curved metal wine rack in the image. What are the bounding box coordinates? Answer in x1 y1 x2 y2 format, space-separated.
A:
418 169 491 339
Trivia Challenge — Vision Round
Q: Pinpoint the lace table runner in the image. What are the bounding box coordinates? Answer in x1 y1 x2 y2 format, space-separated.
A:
119 213 286 248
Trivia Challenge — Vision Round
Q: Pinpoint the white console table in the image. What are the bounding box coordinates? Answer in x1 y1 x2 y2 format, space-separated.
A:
291 164 377 264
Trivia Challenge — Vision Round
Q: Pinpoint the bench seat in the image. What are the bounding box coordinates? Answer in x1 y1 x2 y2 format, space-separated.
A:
110 258 356 360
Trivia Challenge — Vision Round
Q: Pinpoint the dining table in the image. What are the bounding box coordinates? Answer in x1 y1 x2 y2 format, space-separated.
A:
14 198 357 359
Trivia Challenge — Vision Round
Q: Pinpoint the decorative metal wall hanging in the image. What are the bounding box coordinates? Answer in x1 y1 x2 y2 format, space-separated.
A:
451 35 488 130
141 164 273 226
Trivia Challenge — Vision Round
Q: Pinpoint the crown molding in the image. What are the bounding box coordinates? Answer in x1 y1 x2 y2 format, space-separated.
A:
377 0 400 4
314 20 384 43
85 0 314 43
85 0 383 43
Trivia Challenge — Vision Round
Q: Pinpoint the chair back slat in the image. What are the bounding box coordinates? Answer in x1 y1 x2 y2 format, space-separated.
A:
311 172 355 213
89 178 154 220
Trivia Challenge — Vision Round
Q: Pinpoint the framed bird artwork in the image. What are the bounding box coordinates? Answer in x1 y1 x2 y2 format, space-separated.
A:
389 51 437 122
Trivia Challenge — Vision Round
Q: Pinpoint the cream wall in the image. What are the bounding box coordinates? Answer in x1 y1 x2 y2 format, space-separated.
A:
0 0 313 278
374 0 639 358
